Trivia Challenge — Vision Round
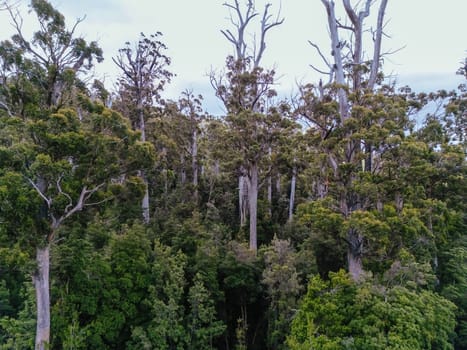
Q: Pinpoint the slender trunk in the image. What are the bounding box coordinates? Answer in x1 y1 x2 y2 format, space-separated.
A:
180 154 186 185
33 245 50 350
248 163 258 252
267 175 272 218
365 143 372 173
288 165 297 222
239 175 248 227
192 128 198 202
141 170 150 224
322 0 349 121
395 192 404 213
275 175 281 195
267 147 272 217
138 101 150 223
214 160 220 177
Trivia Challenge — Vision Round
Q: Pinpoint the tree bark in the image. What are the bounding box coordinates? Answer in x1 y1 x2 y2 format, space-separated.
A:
239 173 249 227
347 228 364 281
180 154 186 185
288 165 297 222
138 99 151 223
192 128 198 202
248 163 259 252
33 245 50 350
322 0 349 121
141 170 150 224
267 147 272 217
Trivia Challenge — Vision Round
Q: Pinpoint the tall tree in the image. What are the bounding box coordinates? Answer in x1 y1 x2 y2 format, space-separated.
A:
298 0 390 280
0 2 151 348
113 32 172 223
212 0 284 252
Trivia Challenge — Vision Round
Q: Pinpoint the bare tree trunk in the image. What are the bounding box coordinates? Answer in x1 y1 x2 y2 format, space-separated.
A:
192 128 198 202
288 165 297 222
267 175 272 217
180 154 186 185
239 173 249 227
33 245 50 350
141 170 150 224
138 102 151 224
267 147 272 217
322 0 349 121
275 175 281 195
248 163 259 252
395 192 404 213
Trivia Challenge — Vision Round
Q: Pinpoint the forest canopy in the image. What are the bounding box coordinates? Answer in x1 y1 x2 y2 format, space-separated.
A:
0 1 465 349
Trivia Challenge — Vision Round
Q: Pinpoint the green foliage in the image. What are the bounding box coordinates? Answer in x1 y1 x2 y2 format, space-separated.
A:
127 241 188 350
261 237 301 349
0 282 35 350
288 270 457 350
187 273 226 350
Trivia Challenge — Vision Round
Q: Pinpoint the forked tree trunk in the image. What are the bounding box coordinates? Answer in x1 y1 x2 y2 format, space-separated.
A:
248 163 259 251
33 245 50 350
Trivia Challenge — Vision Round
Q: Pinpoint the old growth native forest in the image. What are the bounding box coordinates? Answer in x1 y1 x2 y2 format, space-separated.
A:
0 0 466 349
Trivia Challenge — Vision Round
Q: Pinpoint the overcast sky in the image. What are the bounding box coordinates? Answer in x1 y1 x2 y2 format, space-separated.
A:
1 0 466 114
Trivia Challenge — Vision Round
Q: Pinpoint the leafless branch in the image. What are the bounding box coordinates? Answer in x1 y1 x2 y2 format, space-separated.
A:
26 177 52 208
0 100 12 116
53 182 106 230
56 174 74 214
254 2 284 67
6 6 48 67
309 63 332 76
309 40 333 69
336 20 354 32
368 0 388 89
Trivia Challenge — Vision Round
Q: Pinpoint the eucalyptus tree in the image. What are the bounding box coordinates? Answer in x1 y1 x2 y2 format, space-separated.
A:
113 32 172 223
296 0 393 280
0 0 103 114
0 2 152 349
211 0 284 252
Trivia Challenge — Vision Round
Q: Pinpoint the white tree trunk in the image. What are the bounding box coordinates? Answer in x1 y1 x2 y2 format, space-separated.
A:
267 147 272 217
275 175 281 195
288 165 297 222
322 0 349 121
180 154 186 185
248 163 259 252
138 103 151 223
33 245 50 350
192 128 198 201
141 170 150 224
239 174 249 227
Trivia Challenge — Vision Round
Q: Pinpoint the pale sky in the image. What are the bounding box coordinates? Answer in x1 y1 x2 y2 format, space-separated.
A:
1 0 466 115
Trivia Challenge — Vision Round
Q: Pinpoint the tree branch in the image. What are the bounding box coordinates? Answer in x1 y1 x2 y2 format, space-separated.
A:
26 177 52 208
368 0 388 90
